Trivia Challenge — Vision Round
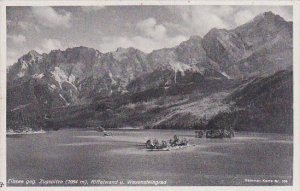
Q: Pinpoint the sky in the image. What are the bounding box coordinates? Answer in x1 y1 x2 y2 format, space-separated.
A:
6 5 292 66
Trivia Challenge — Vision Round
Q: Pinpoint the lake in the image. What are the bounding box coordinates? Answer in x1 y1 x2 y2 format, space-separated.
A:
6 129 293 186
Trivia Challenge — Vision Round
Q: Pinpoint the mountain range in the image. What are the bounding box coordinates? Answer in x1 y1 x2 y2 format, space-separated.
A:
7 11 293 133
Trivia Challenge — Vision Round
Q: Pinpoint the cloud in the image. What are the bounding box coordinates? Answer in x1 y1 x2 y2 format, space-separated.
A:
136 18 167 40
234 10 256 26
7 50 20 66
99 35 187 53
174 6 235 36
233 6 293 26
35 39 64 54
163 22 190 36
32 7 72 28
7 19 41 33
98 6 292 53
7 38 76 66
7 20 30 30
7 34 26 45
171 6 292 36
81 6 105 12
98 18 187 53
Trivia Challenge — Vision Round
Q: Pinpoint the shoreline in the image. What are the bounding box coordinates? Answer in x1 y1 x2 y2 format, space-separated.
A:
6 127 293 136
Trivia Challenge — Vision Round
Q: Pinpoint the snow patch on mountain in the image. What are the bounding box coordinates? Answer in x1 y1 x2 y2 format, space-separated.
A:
17 71 25 78
51 67 77 90
108 70 117 85
221 71 232 79
33 73 45 79
171 62 192 75
11 103 31 112
52 67 68 88
112 47 128 61
49 84 56 90
17 61 29 78
59 94 69 106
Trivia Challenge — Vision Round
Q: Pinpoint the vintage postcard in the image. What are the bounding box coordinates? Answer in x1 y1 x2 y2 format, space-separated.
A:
0 0 299 190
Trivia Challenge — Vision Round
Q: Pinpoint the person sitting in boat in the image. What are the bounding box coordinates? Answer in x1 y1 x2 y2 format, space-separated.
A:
229 127 235 137
153 138 159 149
179 138 188 146
172 135 179 146
195 130 204 138
161 140 168 148
146 138 153 149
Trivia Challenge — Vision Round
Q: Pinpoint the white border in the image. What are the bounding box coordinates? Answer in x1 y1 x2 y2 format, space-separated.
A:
0 2 7 191
0 1 299 191
293 1 300 191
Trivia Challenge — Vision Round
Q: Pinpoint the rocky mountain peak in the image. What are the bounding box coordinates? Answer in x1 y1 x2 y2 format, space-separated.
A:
186 35 202 42
28 50 41 57
263 11 285 22
20 50 42 62
116 47 128 52
206 28 227 35
251 11 279 21
237 11 288 32
49 49 62 54
63 46 101 56
177 35 202 48
115 47 144 54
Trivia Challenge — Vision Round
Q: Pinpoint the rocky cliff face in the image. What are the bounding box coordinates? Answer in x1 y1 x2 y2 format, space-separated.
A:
202 11 293 78
7 36 224 108
6 11 293 132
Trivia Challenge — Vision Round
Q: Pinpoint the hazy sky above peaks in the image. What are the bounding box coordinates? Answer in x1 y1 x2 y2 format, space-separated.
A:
6 5 292 66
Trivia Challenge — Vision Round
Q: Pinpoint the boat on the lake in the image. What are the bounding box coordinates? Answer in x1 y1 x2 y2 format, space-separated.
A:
205 129 235 138
145 135 188 151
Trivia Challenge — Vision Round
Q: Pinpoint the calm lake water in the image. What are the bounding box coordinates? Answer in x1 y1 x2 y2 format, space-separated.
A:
7 129 293 186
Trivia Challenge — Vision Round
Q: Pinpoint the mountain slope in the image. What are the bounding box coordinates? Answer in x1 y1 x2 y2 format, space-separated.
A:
43 75 242 130
202 11 293 78
205 70 293 134
6 11 293 133
7 35 230 108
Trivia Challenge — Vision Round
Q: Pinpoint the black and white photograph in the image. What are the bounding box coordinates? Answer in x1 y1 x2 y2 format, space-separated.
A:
1 1 299 188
